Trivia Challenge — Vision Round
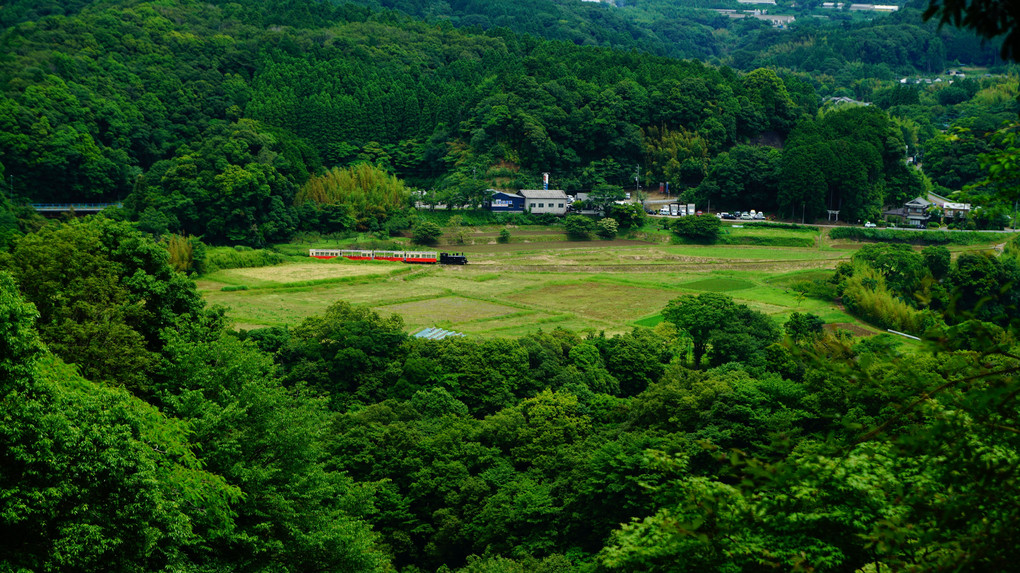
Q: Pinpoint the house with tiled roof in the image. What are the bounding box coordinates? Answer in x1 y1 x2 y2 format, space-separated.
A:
883 196 932 226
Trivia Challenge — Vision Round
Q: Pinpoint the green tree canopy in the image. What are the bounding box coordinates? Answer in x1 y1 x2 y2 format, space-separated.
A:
662 292 780 368
4 217 209 392
0 274 240 572
670 214 721 242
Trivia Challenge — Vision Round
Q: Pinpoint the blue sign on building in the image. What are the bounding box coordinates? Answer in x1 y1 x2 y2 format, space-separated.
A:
489 191 525 212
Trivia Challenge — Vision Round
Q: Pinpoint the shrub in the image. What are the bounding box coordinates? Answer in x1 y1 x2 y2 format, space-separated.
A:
922 245 951 279
412 220 442 245
828 227 997 245
840 262 939 334
596 218 619 240
498 228 511 243
162 234 207 274
564 215 596 240
1004 234 1020 259
790 278 838 301
206 247 286 272
671 214 721 242
608 203 646 228
742 221 817 232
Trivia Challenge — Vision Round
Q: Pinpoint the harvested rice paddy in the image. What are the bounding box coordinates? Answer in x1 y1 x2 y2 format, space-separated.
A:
198 224 973 336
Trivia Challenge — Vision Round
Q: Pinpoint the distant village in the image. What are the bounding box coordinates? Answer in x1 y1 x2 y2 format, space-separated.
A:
582 0 904 29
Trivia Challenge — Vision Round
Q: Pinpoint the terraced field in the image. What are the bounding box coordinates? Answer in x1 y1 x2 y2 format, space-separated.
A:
197 224 888 335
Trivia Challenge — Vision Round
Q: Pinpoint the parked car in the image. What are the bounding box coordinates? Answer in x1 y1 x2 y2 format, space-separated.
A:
864 221 877 227
740 213 752 220
658 207 670 216
721 212 736 220
755 212 765 220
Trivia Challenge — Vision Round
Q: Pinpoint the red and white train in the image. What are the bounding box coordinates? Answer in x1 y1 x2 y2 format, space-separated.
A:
309 249 468 265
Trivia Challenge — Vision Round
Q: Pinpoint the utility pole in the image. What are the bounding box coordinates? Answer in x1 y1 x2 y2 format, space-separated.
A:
802 201 806 225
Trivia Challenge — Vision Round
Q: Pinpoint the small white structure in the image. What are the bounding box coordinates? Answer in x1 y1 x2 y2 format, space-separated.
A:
520 189 570 215
928 192 972 219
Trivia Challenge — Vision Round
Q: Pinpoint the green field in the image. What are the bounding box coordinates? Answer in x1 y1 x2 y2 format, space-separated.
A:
197 225 1012 336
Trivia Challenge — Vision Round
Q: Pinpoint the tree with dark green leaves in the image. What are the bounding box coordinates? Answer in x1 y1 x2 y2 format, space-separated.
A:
785 311 826 343
593 328 671 396
0 272 240 573
851 243 926 299
281 300 408 408
662 292 780 369
945 251 1020 326
3 217 210 393
607 202 646 229
741 68 799 134
923 0 1020 60
922 244 952 279
670 214 721 242
154 328 391 572
781 105 928 224
133 120 301 247
694 144 781 212
564 214 596 240
586 184 628 216
412 219 443 245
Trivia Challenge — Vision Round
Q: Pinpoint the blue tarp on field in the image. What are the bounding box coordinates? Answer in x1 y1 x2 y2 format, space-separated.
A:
413 327 465 340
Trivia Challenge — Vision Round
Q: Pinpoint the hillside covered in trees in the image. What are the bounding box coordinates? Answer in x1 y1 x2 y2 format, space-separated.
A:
1 0 1013 246
3 0 1020 571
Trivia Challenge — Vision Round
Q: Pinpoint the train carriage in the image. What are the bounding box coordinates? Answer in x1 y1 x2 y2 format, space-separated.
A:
308 249 464 265
342 249 374 260
370 250 402 262
404 251 439 264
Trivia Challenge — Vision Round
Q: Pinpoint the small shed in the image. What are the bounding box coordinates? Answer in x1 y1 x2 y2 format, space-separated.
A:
520 189 569 215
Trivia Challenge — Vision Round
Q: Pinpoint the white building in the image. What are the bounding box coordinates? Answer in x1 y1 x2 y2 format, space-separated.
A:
520 190 570 215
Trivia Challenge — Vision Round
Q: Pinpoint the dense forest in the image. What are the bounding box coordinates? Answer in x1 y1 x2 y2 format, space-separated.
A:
0 0 1016 246
2 0 1020 571
2 212 1020 572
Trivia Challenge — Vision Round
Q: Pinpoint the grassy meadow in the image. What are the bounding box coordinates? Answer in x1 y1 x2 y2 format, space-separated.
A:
197 221 1012 336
